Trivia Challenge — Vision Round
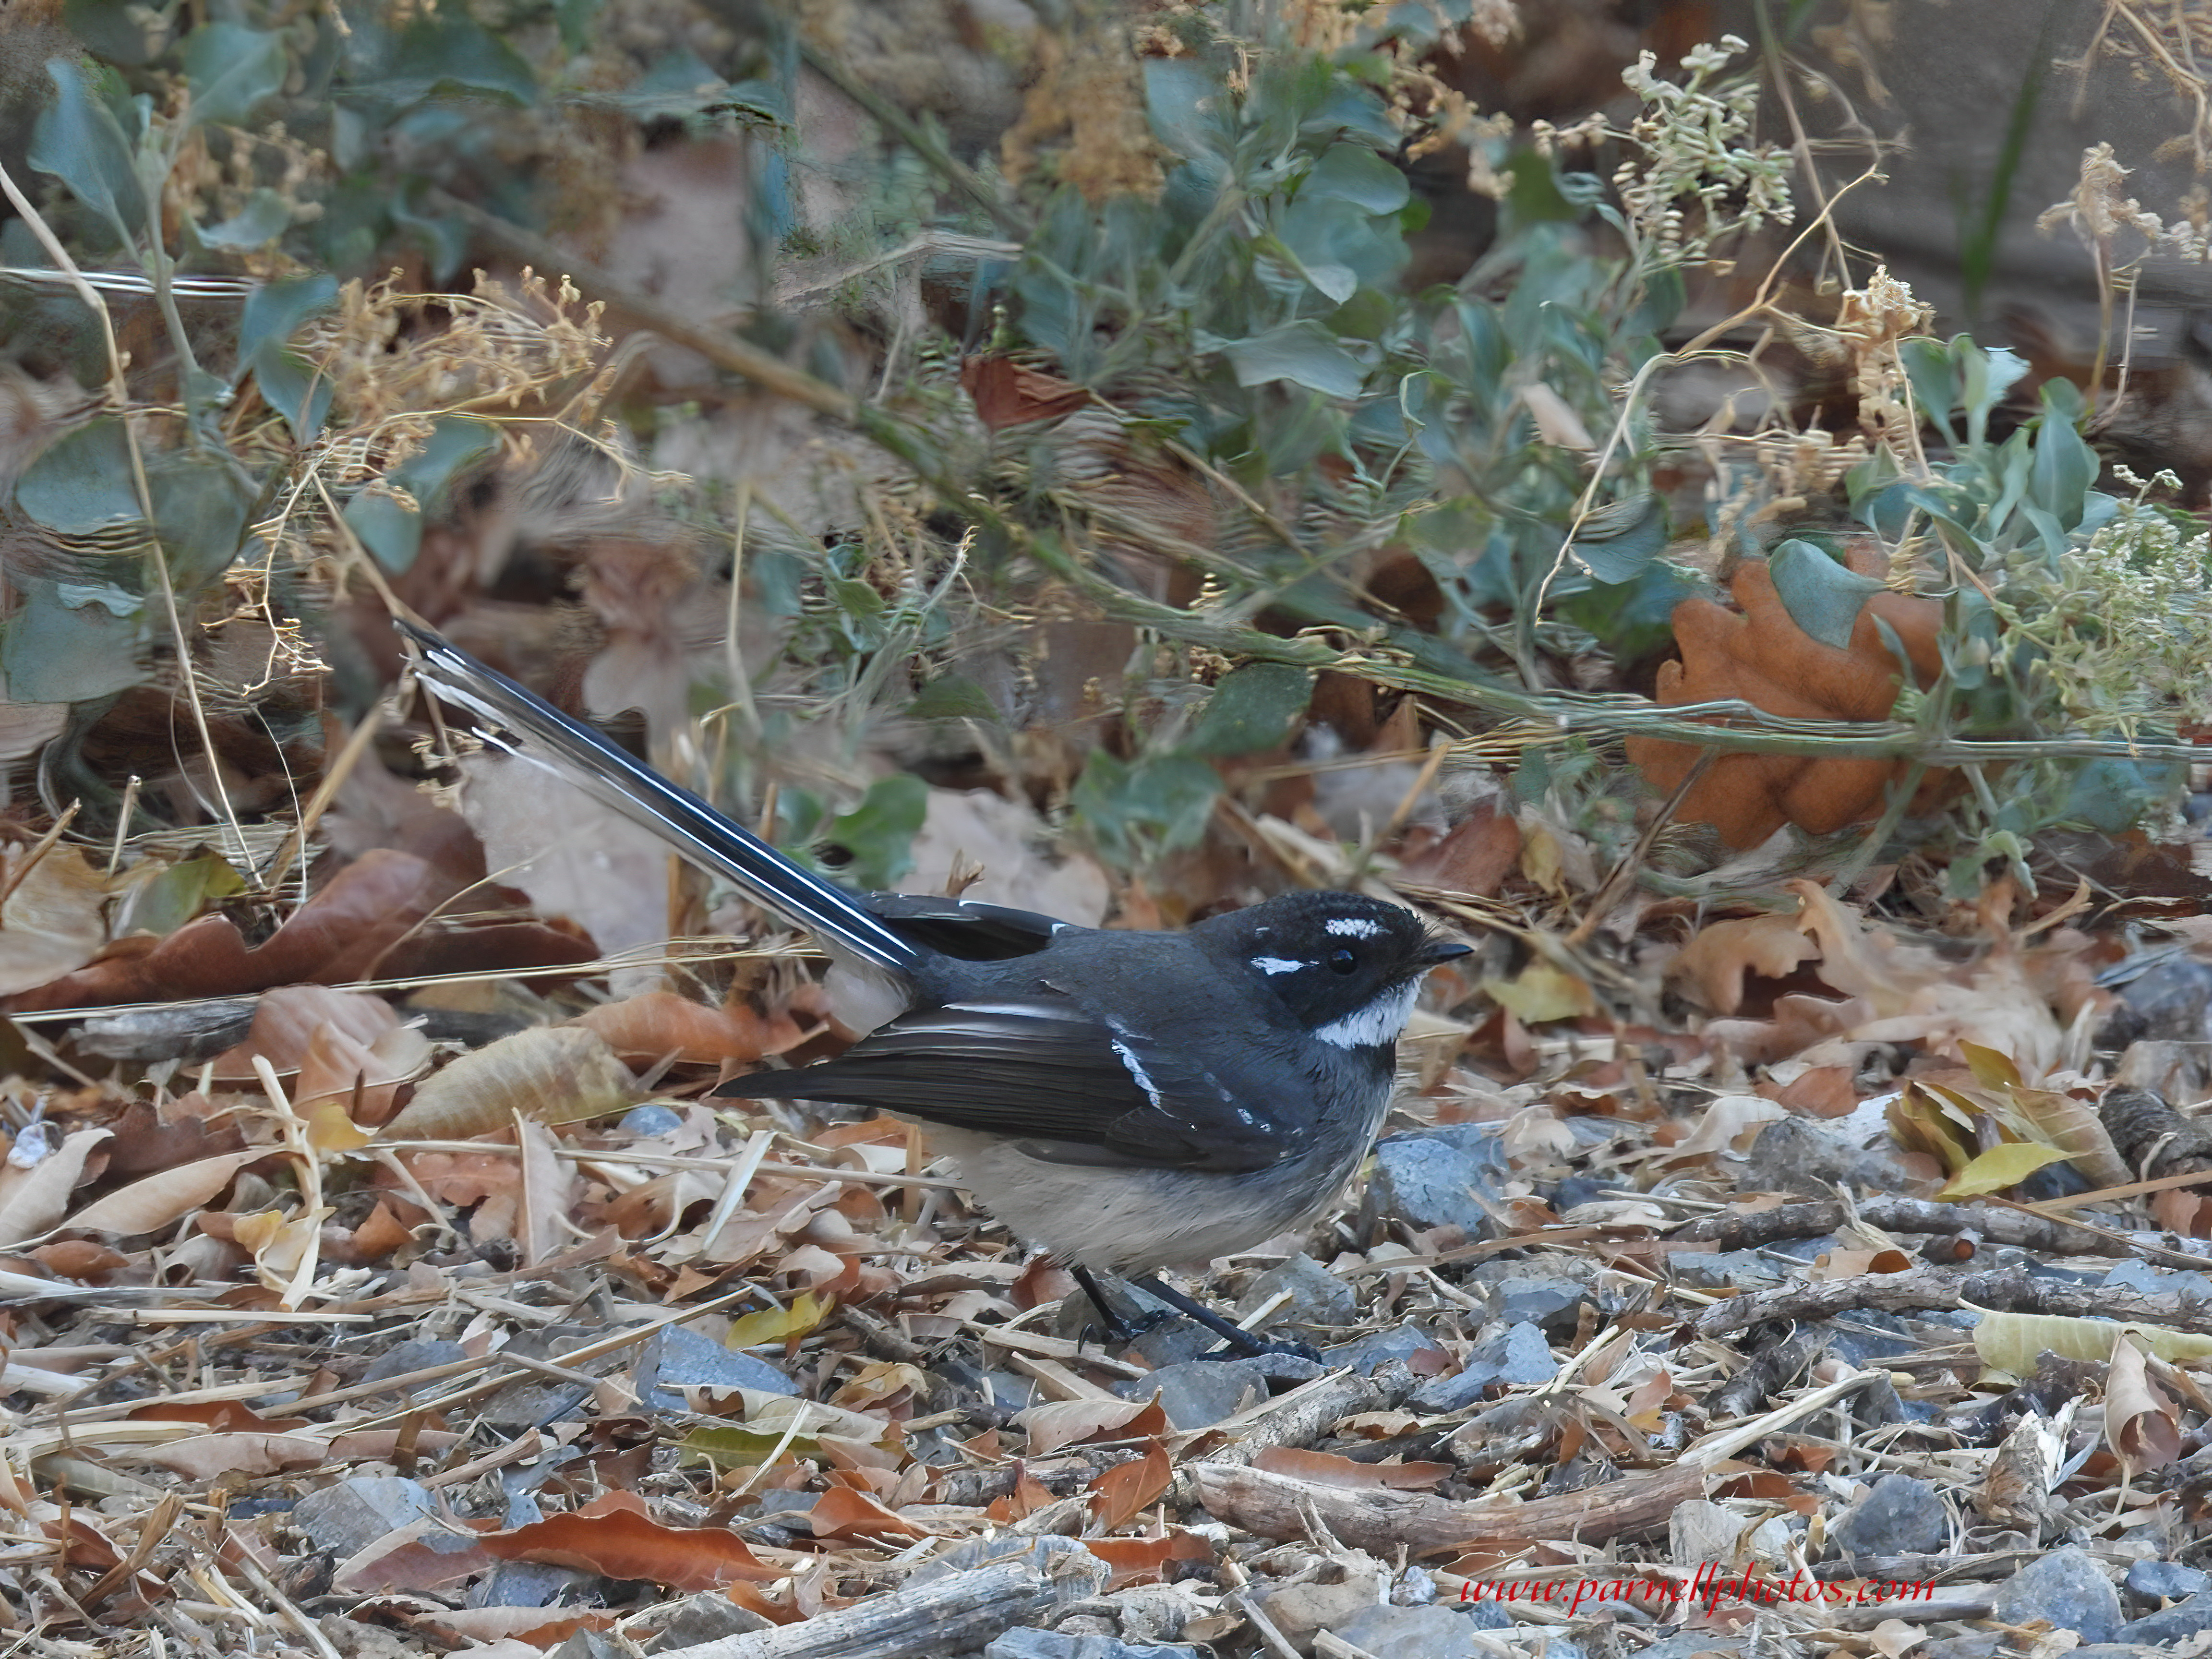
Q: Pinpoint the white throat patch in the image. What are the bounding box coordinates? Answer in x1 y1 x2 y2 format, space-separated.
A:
1313 980 1420 1050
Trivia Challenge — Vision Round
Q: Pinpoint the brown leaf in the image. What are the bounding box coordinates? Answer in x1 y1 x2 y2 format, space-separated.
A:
801 1486 936 1542
1625 543 1948 848
1396 799 1522 899
575 991 804 1064
383 1025 635 1139
0 1128 111 1248
479 1491 780 1589
135 1433 329 1478
1014 1394 1167 1455
1666 912 1820 1014
2106 1334 2182 1472
1083 1530 1216 1588
65 1149 267 1238
960 355 1092 428
1252 1447 1451 1491
1088 1441 1171 1532
0 842 112 996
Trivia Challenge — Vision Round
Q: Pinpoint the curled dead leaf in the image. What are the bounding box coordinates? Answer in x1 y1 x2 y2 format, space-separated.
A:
383 1025 635 1139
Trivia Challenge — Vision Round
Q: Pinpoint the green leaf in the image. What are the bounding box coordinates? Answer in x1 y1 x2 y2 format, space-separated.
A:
240 275 339 441
179 23 287 129
63 0 170 65
1566 495 1668 584
1766 539 1887 650
2028 378 2096 531
1070 752 1221 864
54 582 138 616
2 581 144 701
148 452 254 588
14 418 142 534
1300 144 1410 214
113 850 247 939
392 15 538 104
904 675 1001 722
344 487 422 573
393 417 498 510
678 1424 821 1469
240 275 338 363
1221 320 1365 397
554 0 607 54
1186 663 1311 756
28 60 147 246
818 774 927 890
199 188 290 250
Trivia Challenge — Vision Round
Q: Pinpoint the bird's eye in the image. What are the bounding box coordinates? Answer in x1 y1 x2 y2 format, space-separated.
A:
1328 947 1358 974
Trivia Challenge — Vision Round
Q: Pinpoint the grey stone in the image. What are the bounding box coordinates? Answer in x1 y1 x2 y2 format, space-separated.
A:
466 1559 585 1609
2105 1259 2212 1302
1632 1639 1743 1659
1323 1322 1445 1373
639 1323 794 1410
1742 1114 1928 1199
1113 1360 1264 1430
290 1476 438 1561
1490 1277 1591 1341
1671 1499 1745 1569
1991 1547 2122 1645
2120 1591 2212 1645
360 1339 468 1391
1407 1322 1556 1413
1238 1253 1355 1329
1830 1475 1949 1558
914 1535 1106 1585
1361 1124 1509 1237
1666 1250 1785 1290
984 1632 1199 1659
618 1104 685 1136
644 1592 778 1650
1333 1603 1548 1659
2128 1559 2212 1602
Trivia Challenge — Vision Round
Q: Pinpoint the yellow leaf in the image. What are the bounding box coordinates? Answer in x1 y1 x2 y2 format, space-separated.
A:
1483 961 1596 1024
1960 1042 2023 1090
1936 1141 2073 1200
726 1289 834 1351
302 1097 375 1154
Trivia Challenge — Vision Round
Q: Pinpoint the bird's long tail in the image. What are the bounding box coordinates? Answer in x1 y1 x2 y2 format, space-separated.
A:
396 620 918 972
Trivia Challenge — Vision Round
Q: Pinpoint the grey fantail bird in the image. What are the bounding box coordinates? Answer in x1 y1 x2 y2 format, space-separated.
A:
399 621 1470 1352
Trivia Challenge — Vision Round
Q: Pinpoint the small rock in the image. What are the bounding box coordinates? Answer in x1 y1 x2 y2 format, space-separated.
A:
643 1590 774 1651
1407 1322 1555 1414
1323 1322 1446 1373
1991 1547 2121 1645
290 1476 439 1561
1632 1638 1745 1659
361 1339 468 1391
2119 1591 2212 1646
1360 1124 1509 1237
2105 1259 2212 1302
1257 1554 1390 1649
2127 1559 2212 1602
1741 1115 1927 1199
1113 1360 1264 1430
1667 1250 1785 1291
1489 1277 1590 1341
618 1103 685 1136
1670 1500 1745 1569
1332 1603 1540 1659
467 1559 584 1610
1237 1254 1355 1330
1830 1475 1949 1559
983 1631 1200 1659
639 1324 794 1410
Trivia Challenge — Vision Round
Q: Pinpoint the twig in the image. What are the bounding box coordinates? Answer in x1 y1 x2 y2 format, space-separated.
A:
0 803 83 919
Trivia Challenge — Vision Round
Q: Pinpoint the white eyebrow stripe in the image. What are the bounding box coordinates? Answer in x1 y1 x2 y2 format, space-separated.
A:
1313 981 1420 1050
1250 956 1306 975
1325 917 1382 938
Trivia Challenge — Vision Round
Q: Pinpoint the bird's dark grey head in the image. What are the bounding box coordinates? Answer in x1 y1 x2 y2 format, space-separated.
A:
1194 891 1470 1048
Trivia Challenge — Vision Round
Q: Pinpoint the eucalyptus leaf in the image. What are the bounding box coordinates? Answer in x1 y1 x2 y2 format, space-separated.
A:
15 418 143 535
2028 379 2096 532
1566 495 1667 584
149 453 254 588
1222 320 1365 397
199 188 290 251
1766 539 1887 650
3 581 144 702
904 675 1001 723
394 417 498 510
1186 662 1312 756
179 23 287 129
28 60 147 247
1300 143 1410 214
344 488 422 573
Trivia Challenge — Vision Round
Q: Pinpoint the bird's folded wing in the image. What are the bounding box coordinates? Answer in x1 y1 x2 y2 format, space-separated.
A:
715 999 1290 1171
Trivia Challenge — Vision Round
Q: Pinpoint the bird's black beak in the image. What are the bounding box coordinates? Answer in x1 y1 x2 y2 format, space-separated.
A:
1419 937 1474 966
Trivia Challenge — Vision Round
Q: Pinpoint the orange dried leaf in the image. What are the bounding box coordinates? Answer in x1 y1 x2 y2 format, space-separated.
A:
1088 1441 1171 1532
479 1491 780 1589
1252 1447 1450 1491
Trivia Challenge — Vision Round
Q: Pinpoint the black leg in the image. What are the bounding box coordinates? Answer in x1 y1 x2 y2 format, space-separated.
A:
1070 1264 1140 1343
1128 1274 1320 1363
